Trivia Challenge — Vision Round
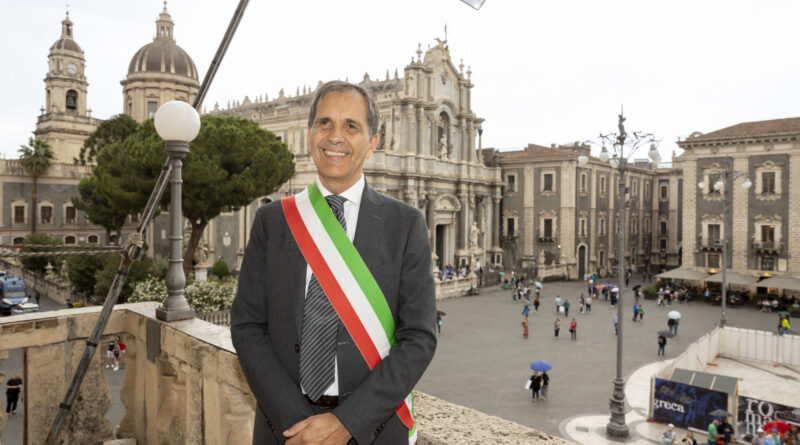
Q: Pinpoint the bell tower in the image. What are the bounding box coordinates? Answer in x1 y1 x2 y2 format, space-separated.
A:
35 12 98 164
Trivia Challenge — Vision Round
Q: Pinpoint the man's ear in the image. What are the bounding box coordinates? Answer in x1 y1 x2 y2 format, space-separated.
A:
366 132 379 158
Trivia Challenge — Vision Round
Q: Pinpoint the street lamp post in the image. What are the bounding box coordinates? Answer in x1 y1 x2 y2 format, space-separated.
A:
154 100 201 322
697 170 751 327
582 109 658 438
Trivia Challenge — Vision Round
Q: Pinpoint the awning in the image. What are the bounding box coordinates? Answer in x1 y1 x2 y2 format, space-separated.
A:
757 276 800 291
704 271 757 286
656 268 710 281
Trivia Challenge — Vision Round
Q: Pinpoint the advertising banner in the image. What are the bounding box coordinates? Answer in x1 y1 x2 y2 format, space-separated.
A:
737 396 800 443
652 378 728 430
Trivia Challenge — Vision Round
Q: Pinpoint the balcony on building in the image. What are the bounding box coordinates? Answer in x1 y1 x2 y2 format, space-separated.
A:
753 240 782 254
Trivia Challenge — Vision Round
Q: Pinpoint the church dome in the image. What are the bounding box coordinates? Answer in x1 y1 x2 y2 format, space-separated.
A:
126 4 198 80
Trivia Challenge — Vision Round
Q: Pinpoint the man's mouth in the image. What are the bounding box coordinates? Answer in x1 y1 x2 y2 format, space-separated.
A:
322 148 348 157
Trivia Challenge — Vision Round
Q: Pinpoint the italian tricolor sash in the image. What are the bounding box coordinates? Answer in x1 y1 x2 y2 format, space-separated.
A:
281 183 416 445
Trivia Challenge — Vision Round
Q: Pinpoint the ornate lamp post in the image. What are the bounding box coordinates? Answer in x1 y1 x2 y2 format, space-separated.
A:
697 170 751 327
583 109 658 438
154 100 201 322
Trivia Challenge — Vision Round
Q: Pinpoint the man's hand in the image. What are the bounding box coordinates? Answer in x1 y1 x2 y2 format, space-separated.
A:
283 413 352 445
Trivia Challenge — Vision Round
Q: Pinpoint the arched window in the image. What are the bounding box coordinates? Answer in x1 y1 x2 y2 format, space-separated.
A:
88 235 99 244
66 90 78 111
12 237 24 245
64 235 76 244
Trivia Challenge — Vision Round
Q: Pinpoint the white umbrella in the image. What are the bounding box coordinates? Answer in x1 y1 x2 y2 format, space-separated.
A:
668 311 681 320
611 287 619 292
534 281 543 289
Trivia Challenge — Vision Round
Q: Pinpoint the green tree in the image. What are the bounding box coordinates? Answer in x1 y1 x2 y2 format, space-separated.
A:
210 259 230 279
180 115 294 275
72 175 127 241
93 254 156 304
18 137 55 233
76 114 139 165
19 233 60 273
66 251 111 297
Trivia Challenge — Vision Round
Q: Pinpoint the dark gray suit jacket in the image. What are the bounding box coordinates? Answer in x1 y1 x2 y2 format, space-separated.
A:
231 184 437 444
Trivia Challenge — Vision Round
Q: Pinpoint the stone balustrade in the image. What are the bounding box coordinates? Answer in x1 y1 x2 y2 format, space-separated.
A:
0 302 572 444
434 276 477 300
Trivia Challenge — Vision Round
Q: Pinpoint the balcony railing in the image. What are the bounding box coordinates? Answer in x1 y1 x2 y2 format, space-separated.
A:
700 239 724 252
753 240 781 253
0 303 572 444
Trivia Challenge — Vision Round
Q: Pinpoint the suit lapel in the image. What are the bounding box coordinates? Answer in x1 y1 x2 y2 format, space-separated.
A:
353 184 385 265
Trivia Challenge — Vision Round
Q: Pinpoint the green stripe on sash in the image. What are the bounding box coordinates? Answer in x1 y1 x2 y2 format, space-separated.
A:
308 183 397 346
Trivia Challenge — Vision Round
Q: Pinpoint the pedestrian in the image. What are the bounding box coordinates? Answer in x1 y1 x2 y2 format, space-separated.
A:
554 317 560 337
704 287 711 304
436 312 443 335
106 339 116 369
540 371 549 401
524 287 531 302
668 318 676 335
780 315 791 336
554 295 563 313
5 373 22 415
512 287 518 303
569 318 577 340
529 371 542 402
719 417 734 444
117 336 127 368
522 314 529 339
35 289 41 306
673 319 679 335
633 303 639 322
765 428 781 445
112 338 121 371
533 295 540 313
638 304 645 321
681 430 697 445
625 272 630 287
563 299 571 317
613 312 619 335
662 423 676 444
230 80 437 442
658 334 667 356
586 294 592 313
707 418 721 445
579 293 585 313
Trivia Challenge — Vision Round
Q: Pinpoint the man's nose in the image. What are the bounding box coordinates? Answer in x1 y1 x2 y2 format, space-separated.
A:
327 124 346 144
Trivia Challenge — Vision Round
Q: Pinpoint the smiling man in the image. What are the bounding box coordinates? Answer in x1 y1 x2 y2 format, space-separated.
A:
231 80 437 445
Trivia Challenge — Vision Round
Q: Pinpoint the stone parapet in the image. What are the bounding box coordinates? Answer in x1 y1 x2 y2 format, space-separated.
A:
0 302 569 444
435 276 477 300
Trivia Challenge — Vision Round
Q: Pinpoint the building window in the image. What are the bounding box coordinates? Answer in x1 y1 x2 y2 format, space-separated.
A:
631 216 638 235
761 172 775 194
108 234 118 244
127 102 133 115
506 174 516 192
600 176 606 194
660 221 668 237
13 237 24 245
506 218 516 237
707 254 720 268
707 224 721 245
707 173 721 195
64 235 76 244
66 206 76 224
147 101 158 118
579 218 587 237
66 90 78 111
130 213 140 224
599 250 605 266
644 181 651 199
543 218 553 238
41 206 53 224
543 173 554 192
88 235 99 244
660 238 667 251
580 173 587 193
631 179 638 196
761 225 775 243
14 205 25 224
644 217 650 233
599 218 606 236
761 256 775 271
660 184 668 200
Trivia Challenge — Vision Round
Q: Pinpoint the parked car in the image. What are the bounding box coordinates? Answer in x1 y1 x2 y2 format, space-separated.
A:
11 302 40 315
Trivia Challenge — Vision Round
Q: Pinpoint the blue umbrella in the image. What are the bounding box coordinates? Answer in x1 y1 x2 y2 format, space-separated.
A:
530 360 552 372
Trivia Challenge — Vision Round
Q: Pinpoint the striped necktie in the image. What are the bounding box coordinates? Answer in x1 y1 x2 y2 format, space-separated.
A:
300 194 347 401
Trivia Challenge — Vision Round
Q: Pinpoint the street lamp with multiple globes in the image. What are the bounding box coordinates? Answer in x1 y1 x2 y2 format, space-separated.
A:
154 100 201 322
697 169 751 327
581 109 659 438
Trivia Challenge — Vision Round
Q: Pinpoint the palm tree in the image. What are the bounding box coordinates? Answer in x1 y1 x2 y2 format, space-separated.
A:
18 137 55 233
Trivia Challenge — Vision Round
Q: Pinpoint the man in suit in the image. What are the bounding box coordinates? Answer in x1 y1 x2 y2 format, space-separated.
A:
231 80 437 445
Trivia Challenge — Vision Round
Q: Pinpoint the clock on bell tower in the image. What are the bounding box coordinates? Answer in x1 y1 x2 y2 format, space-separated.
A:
35 12 99 164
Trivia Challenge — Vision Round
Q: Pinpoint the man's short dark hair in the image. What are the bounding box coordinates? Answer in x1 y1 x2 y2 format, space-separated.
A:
308 80 379 137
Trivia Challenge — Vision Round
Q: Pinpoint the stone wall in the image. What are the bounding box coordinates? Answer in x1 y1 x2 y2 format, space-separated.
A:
0 303 573 444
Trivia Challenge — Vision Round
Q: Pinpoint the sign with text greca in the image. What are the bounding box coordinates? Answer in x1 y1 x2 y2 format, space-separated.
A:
736 396 800 443
652 378 728 430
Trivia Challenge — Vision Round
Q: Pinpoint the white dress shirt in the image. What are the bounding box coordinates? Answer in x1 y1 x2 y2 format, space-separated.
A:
302 175 364 396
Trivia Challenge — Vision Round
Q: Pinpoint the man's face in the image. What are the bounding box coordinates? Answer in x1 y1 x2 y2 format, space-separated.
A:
308 90 378 194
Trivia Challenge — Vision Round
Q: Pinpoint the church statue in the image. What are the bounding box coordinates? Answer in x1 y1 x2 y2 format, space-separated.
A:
60 259 69 280
469 221 481 248
194 242 209 266
439 135 449 160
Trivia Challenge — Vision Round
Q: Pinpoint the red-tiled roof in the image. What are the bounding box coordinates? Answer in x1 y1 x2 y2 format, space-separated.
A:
683 117 800 144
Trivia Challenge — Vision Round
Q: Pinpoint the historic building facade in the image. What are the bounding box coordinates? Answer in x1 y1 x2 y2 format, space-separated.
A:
488 143 683 280
213 40 503 270
676 117 800 279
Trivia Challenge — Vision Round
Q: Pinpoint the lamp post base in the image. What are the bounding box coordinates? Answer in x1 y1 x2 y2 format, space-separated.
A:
155 306 195 322
606 377 629 438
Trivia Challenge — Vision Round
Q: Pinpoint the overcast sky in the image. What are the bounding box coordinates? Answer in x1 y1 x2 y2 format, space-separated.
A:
2 0 799 161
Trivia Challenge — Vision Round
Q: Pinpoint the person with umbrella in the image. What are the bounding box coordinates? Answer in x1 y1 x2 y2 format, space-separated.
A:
530 361 551 401
436 309 446 335
719 416 734 444
707 418 721 445
528 371 542 402
633 284 642 303
533 294 540 313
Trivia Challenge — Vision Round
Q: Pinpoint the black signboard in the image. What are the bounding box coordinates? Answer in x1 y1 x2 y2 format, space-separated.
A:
652 378 729 430
737 395 800 443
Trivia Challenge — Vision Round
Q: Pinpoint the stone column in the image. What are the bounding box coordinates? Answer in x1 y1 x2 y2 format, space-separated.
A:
683 157 698 267
458 192 469 252
404 190 419 209
466 121 474 163
790 153 800 273
731 156 749 271
426 193 438 262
